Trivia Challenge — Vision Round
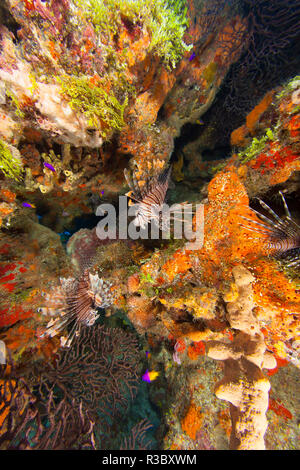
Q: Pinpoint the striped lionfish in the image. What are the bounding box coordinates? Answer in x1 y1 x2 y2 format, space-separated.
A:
124 166 172 230
124 165 193 231
39 270 114 347
240 192 300 268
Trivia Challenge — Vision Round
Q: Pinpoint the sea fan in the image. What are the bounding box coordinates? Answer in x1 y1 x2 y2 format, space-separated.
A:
40 270 114 347
240 192 300 267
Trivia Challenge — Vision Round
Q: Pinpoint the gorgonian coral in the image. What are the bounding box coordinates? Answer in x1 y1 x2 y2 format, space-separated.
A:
200 0 300 150
120 419 154 450
224 0 300 115
1 324 142 449
38 324 140 417
35 324 142 449
0 358 95 450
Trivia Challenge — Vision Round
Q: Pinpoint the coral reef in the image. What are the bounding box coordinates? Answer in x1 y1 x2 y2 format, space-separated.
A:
0 0 299 452
0 0 248 232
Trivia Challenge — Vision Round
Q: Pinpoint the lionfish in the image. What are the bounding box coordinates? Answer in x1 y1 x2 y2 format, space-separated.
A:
124 165 193 231
240 192 300 268
124 166 172 230
39 270 114 347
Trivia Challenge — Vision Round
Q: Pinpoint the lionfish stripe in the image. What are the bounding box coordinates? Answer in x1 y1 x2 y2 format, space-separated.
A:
267 238 299 252
65 320 81 347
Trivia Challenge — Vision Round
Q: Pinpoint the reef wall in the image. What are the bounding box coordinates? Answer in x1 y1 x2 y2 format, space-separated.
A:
0 0 299 451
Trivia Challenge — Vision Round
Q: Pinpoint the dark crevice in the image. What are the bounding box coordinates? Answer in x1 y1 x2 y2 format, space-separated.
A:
0 1 21 41
170 0 300 165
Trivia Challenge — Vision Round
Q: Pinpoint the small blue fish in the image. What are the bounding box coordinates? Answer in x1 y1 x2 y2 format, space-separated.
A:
22 202 36 209
43 162 56 172
189 52 196 62
58 230 71 238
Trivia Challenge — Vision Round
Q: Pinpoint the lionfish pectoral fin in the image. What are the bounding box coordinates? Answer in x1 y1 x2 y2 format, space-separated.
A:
239 214 277 232
124 168 143 199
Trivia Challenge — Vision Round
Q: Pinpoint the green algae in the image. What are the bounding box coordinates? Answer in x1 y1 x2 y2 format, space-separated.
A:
237 128 276 164
74 0 192 68
57 75 128 136
5 89 25 119
0 139 23 181
276 75 300 101
148 0 192 68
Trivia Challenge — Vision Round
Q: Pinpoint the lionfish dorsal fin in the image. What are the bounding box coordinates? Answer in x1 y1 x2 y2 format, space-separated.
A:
132 170 143 197
240 194 300 261
158 165 172 184
257 197 299 239
279 191 292 219
124 168 133 190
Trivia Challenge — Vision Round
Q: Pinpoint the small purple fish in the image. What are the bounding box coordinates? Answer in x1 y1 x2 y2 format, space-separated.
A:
189 52 196 62
43 162 56 172
22 202 35 209
141 369 159 383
